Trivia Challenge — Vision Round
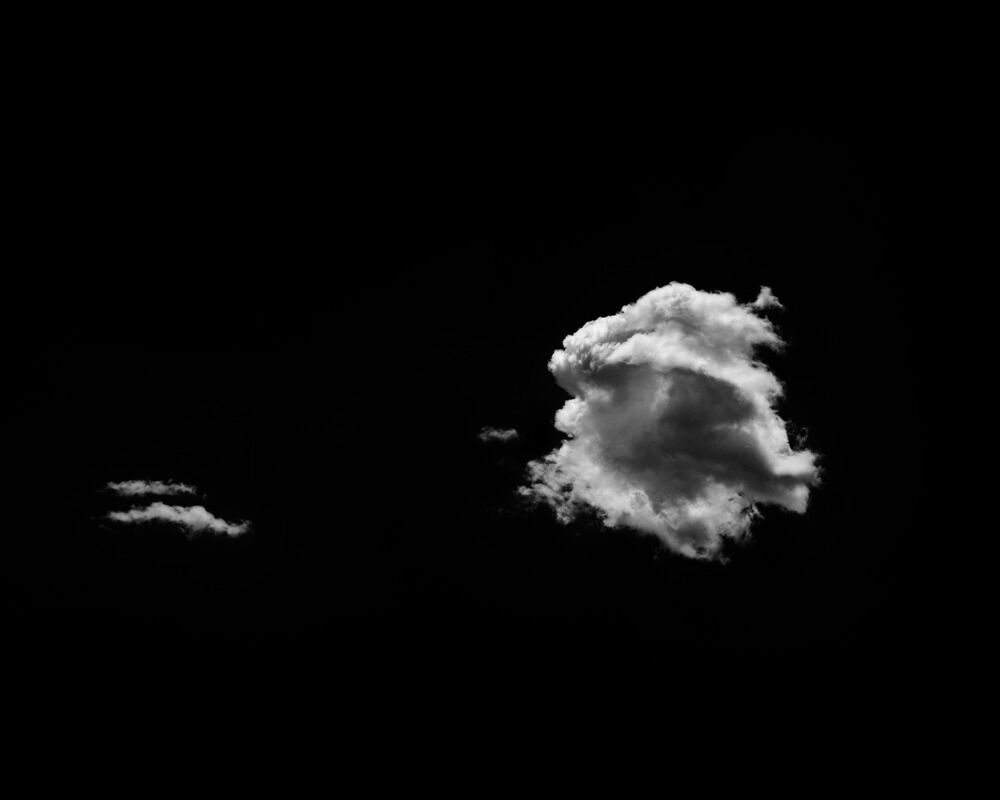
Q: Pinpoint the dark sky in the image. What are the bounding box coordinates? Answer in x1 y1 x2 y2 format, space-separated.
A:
7 87 923 710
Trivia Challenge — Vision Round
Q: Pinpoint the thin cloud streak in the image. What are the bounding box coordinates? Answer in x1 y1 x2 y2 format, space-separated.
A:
106 480 198 496
107 503 249 537
479 427 519 442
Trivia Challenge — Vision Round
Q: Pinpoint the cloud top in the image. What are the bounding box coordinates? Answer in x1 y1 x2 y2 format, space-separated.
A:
106 480 198 496
107 503 249 537
479 427 520 442
520 282 820 559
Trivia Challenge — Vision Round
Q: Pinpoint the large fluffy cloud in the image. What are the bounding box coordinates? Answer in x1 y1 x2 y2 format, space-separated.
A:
107 503 249 537
520 283 819 559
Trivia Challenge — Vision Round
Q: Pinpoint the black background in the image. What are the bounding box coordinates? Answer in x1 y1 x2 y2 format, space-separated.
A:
7 63 926 732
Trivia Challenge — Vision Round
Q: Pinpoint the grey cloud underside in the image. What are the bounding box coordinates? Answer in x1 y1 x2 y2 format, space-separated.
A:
521 283 820 559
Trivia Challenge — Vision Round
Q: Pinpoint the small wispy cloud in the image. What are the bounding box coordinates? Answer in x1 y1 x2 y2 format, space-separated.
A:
106 480 198 496
479 426 519 442
751 285 784 309
107 503 249 537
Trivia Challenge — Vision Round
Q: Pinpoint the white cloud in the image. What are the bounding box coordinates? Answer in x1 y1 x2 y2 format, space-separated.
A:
107 502 249 537
752 285 783 309
106 480 198 496
479 426 519 442
520 282 820 559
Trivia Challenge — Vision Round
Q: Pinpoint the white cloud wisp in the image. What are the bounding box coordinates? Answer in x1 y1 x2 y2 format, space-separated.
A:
520 283 820 559
479 427 520 442
107 502 249 537
106 480 198 496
